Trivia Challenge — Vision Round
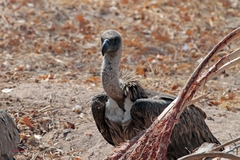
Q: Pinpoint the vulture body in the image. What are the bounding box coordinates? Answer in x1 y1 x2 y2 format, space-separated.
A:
91 30 220 159
0 110 20 160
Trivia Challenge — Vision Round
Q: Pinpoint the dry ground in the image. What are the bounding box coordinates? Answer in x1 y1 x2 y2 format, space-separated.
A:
0 0 240 159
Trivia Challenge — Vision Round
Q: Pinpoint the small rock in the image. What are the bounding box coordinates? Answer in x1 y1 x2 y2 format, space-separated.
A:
72 105 82 114
63 129 71 138
79 113 84 119
182 43 189 51
2 88 13 93
29 134 42 147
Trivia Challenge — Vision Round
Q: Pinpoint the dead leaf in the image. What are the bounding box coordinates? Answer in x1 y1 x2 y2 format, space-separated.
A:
153 32 169 43
226 105 236 112
40 118 52 132
84 35 93 41
53 45 63 54
84 76 100 83
124 39 142 48
147 56 154 62
39 74 54 80
15 65 25 71
136 65 145 75
20 133 28 142
177 63 191 70
218 113 226 117
86 133 93 137
171 85 179 90
228 92 236 100
62 121 75 129
76 14 85 23
59 42 68 48
209 101 220 106
28 135 41 147
122 0 128 4
23 117 34 128
62 22 76 30
185 29 193 36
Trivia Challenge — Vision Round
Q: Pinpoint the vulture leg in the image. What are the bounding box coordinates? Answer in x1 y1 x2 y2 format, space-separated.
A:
91 94 114 145
131 98 220 159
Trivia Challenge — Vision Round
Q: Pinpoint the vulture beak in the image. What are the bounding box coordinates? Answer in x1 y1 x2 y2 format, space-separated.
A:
102 39 110 56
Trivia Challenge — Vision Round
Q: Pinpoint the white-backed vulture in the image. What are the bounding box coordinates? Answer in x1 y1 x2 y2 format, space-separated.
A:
91 30 220 159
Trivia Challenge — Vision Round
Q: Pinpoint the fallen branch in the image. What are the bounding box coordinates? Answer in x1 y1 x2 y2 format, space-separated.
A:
205 48 240 82
178 136 240 160
178 152 240 160
107 27 240 160
190 92 209 105
211 136 240 152
226 144 240 154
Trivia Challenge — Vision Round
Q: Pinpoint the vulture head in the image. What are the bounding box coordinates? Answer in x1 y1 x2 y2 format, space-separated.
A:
101 30 122 56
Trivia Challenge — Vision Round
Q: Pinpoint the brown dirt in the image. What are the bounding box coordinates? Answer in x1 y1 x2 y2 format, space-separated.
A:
1 83 113 159
0 0 240 159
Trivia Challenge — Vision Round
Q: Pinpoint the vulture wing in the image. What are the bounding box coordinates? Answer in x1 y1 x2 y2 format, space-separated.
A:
0 110 20 160
91 94 114 145
131 94 220 159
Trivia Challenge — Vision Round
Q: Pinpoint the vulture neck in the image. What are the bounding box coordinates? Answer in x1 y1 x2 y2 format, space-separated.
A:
101 50 125 110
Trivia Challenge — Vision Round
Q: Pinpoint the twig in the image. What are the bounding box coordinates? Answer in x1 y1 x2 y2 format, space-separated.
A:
226 144 240 154
190 93 209 105
1 13 9 27
178 152 240 160
179 137 240 160
183 27 240 94
206 48 240 81
31 150 40 160
39 105 54 112
211 136 240 151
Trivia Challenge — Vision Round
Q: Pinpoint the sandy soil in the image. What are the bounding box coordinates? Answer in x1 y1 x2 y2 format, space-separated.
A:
0 81 239 160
